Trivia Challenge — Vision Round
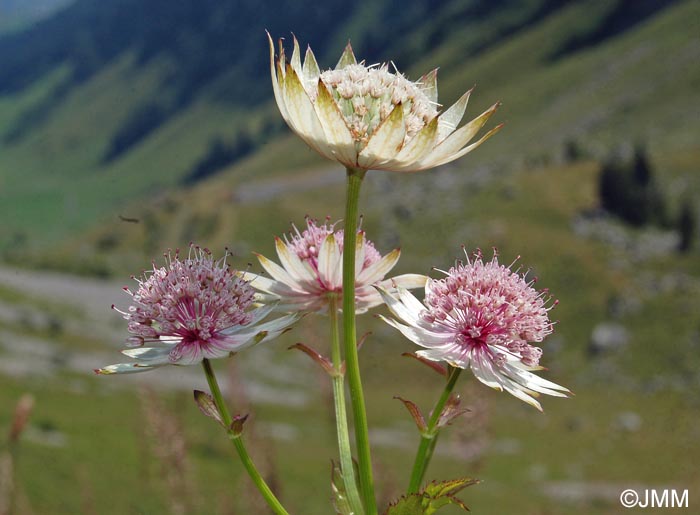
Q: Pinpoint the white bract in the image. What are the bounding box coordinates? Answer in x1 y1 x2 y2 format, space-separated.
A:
245 218 426 314
268 34 502 172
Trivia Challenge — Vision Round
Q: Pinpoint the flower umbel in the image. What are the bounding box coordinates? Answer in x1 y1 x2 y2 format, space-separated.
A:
96 246 299 374
377 249 570 410
246 217 426 314
268 33 502 172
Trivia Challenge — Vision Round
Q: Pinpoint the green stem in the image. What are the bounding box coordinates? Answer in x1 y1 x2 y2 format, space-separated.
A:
329 294 365 515
201 359 291 515
407 366 462 493
342 166 377 515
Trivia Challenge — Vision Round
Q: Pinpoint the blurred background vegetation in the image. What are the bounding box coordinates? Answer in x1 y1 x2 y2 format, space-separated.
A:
0 0 698 513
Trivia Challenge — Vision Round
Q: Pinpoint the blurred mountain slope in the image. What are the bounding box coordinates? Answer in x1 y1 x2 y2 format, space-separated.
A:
0 0 71 34
0 0 696 261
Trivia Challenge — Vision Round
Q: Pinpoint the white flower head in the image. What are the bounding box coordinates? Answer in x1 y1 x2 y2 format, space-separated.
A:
268 33 502 172
377 248 570 410
96 245 300 374
245 217 426 314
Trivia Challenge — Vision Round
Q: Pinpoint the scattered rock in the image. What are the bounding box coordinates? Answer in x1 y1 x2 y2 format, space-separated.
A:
606 293 642 318
613 411 642 433
491 437 521 455
528 463 548 481
589 322 629 355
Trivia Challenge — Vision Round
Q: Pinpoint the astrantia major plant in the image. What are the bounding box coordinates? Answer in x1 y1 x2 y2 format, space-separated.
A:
97 245 297 514
377 248 570 493
97 34 570 515
266 33 504 514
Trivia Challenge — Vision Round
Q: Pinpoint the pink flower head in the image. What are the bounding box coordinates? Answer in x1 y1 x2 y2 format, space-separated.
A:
246 217 426 314
377 248 570 410
96 245 299 374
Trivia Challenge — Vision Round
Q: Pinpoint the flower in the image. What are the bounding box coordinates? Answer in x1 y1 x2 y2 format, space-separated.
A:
96 246 300 374
377 249 570 410
268 33 502 172
245 217 426 314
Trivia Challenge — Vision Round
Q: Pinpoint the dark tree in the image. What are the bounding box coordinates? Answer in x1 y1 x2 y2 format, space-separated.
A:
598 145 667 227
182 134 254 185
563 138 585 162
678 199 697 253
103 103 169 163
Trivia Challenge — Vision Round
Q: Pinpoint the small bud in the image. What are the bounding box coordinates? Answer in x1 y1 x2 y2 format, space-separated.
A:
437 394 470 429
230 414 249 437
193 390 225 428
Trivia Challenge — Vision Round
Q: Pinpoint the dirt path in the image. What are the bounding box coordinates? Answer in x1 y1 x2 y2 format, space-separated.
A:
0 265 124 322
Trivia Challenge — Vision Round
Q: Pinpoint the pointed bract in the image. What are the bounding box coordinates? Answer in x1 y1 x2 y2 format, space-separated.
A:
420 102 501 168
419 68 439 105
302 45 321 84
336 41 357 69
358 103 406 169
268 34 500 172
290 35 302 75
314 80 357 166
437 87 473 143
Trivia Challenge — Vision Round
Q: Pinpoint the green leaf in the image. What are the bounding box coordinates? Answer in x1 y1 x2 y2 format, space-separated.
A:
424 477 479 498
384 478 479 515
384 495 424 515
394 396 427 432
331 461 358 515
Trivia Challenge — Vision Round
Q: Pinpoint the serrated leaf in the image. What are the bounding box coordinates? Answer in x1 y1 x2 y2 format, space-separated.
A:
384 494 424 515
384 478 479 515
193 390 225 427
424 477 479 498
